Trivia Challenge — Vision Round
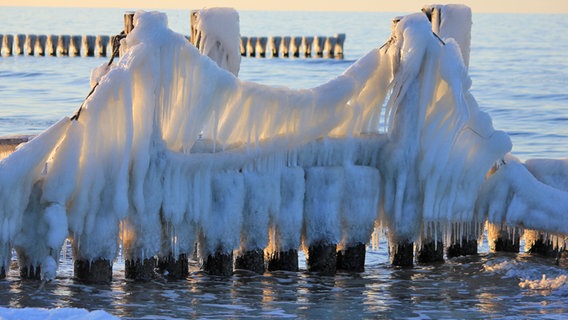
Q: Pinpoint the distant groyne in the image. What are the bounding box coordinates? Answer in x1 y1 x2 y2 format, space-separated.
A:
0 33 345 59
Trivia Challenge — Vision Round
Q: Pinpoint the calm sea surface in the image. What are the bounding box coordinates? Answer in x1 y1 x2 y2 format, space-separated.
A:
1 7 568 320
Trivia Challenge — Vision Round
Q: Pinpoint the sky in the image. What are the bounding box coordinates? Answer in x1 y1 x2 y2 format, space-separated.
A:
1 0 567 14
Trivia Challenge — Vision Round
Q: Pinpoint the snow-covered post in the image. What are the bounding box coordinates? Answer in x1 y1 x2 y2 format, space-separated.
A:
191 8 242 76
240 36 247 56
291 36 301 58
247 37 257 57
266 167 304 272
313 36 325 57
234 170 279 274
36 35 46 56
256 37 268 58
281 36 291 57
69 35 81 57
303 167 344 275
337 165 379 272
95 35 109 57
46 35 56 56
334 33 345 57
198 171 244 276
416 224 443 263
82 35 96 57
324 36 337 58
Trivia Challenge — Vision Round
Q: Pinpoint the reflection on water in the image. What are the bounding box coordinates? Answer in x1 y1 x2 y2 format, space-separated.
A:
2 246 567 319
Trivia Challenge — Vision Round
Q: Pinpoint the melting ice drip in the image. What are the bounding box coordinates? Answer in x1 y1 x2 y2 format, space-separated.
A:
1 6 567 280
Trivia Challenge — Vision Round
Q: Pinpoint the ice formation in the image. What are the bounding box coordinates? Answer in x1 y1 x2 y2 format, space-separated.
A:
0 7 564 278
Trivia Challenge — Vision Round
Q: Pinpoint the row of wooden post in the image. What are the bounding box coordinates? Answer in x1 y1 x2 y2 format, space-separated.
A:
0 33 345 59
240 34 345 58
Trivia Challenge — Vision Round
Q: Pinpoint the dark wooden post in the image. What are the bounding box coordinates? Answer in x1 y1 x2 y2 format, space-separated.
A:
96 35 109 57
525 230 560 257
334 33 345 57
324 36 337 58
57 35 70 56
291 36 301 57
314 36 325 57
269 36 281 57
14 34 25 55
25 34 36 56
36 35 46 56
488 223 521 253
281 36 291 57
46 35 57 56
257 37 268 58
302 36 313 57
247 37 257 57
82 35 96 57
124 12 135 34
69 35 82 56
2 34 14 56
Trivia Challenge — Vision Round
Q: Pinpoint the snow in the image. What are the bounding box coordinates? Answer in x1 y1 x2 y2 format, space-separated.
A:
0 7 566 280
0 307 119 320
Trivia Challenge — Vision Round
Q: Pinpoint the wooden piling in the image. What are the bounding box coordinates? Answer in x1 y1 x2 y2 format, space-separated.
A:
291 36 302 58
256 37 268 58
234 249 265 274
334 33 345 57
125 258 156 281
0 265 5 279
525 230 560 257
57 35 70 56
417 240 444 263
14 34 25 55
269 36 281 57
336 243 366 272
157 254 189 280
324 36 337 58
389 238 414 267
446 236 477 257
240 36 248 56
314 36 325 57
307 242 337 275
281 36 291 57
124 12 135 34
266 249 299 272
74 258 112 284
247 37 257 57
3 34 14 56
96 35 109 57
25 34 36 56
46 35 57 56
82 35 96 57
488 223 521 253
302 36 314 57
69 35 81 56
202 250 233 277
36 35 46 56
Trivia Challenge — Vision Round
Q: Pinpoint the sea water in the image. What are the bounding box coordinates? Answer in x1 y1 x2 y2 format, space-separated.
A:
1 7 568 319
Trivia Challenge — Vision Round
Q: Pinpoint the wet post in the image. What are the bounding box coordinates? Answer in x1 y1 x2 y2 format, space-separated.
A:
247 37 257 57
36 35 47 56
524 230 561 257
125 258 156 281
82 35 96 57
281 36 291 57
157 223 190 280
389 237 414 267
96 35 109 57
334 33 345 58
46 35 57 56
57 35 70 56
14 34 25 55
488 223 521 253
324 36 337 58
291 36 302 57
303 167 344 276
269 36 281 57
25 34 36 56
240 36 248 56
256 37 268 58
69 35 82 56
417 223 444 263
202 249 233 276
16 252 41 280
314 36 325 57
2 34 14 56
302 36 314 57
74 258 112 283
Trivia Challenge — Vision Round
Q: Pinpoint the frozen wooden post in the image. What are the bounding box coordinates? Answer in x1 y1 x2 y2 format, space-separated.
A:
336 166 380 272
334 33 345 57
36 35 46 56
303 167 344 276
82 35 96 57
446 222 480 258
57 35 70 56
314 36 325 57
25 34 36 56
124 12 135 34
291 36 302 57
2 34 14 56
488 223 521 253
46 35 57 56
524 230 560 257
302 36 314 57
69 35 82 56
190 10 199 45
14 34 25 55
240 36 248 56
281 36 291 57
266 167 304 272
96 35 109 57
269 36 281 57
256 37 268 58
389 236 414 267
74 259 112 283
324 36 337 58
247 37 257 57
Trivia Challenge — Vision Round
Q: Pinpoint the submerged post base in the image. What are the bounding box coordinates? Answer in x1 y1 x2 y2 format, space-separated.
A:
125 258 156 281
336 242 366 272
528 236 559 258
19 265 41 280
157 254 189 280
390 241 414 267
202 251 233 276
74 258 112 284
266 249 299 272
492 237 520 253
446 238 477 258
234 249 265 274
1 265 6 279
307 242 336 276
417 240 444 264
